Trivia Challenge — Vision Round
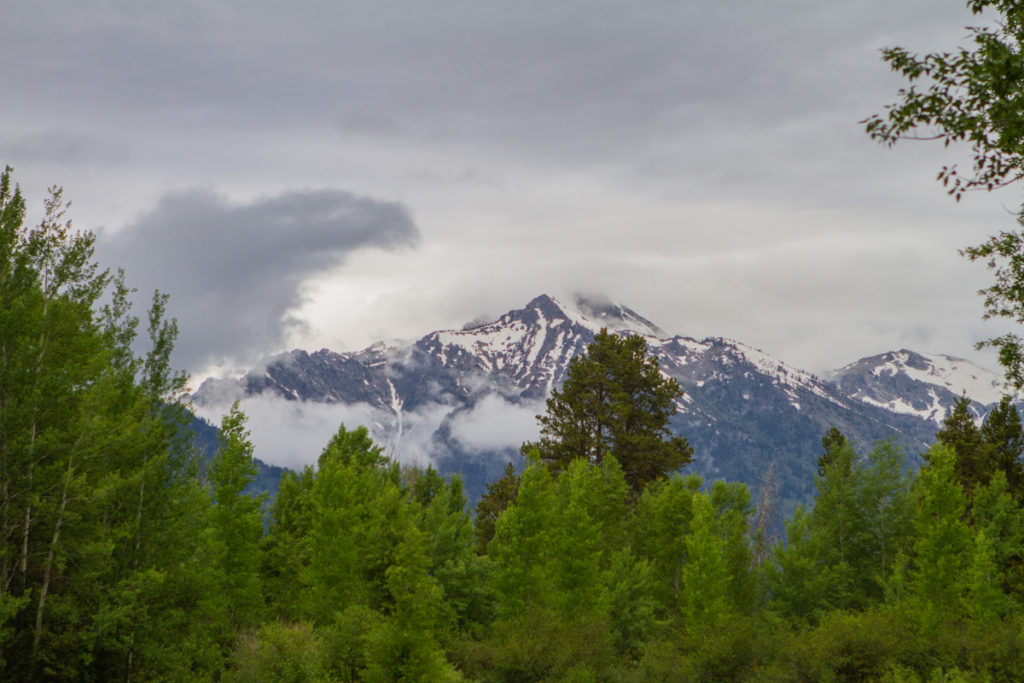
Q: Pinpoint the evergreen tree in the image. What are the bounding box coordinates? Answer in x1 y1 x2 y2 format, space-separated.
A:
473 461 519 553
818 426 848 477
980 395 1024 499
935 396 996 495
522 328 692 495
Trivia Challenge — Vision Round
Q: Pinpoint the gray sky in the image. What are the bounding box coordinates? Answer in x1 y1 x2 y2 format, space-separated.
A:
2 0 1016 382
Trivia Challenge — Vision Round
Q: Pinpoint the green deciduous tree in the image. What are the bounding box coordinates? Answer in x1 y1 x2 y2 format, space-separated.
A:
865 1 1024 386
522 329 692 495
208 402 264 631
907 444 973 634
767 438 914 618
0 167 219 680
261 464 315 621
680 493 730 637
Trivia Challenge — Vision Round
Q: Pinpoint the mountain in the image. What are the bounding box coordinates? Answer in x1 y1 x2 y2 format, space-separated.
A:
192 294 980 517
830 349 1009 425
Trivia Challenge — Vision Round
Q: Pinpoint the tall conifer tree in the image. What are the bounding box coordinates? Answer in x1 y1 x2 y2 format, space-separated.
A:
522 329 692 495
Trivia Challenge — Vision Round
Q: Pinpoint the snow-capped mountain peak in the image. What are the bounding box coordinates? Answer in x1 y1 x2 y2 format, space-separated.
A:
831 349 1012 425
192 294 961 512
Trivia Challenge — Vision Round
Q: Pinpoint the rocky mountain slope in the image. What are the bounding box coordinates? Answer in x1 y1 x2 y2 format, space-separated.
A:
194 294 1010 515
830 349 1007 425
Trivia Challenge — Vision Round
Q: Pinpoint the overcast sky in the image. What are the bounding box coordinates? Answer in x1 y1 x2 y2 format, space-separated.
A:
2 0 1017 383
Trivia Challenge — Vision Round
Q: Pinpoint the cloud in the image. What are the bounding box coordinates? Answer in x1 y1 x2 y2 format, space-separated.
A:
0 0 1003 380
194 392 458 472
99 187 420 371
449 394 543 452
192 373 546 470
195 395 384 472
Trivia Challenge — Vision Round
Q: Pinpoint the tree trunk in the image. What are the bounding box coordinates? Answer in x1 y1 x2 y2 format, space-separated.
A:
32 456 73 657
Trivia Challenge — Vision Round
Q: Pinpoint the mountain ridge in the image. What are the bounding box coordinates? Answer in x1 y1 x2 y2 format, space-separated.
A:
193 294 1010 513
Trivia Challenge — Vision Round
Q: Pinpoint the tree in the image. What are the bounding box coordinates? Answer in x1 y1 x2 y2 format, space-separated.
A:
305 424 405 622
521 329 692 495
864 1 1024 386
766 440 913 618
935 396 996 495
207 402 264 631
818 426 848 477
0 167 219 680
936 394 1024 498
907 444 973 634
680 493 730 637
980 395 1024 499
473 462 520 553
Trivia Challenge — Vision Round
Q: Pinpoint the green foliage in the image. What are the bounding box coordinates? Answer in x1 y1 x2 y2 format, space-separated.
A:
818 425 848 477
522 328 693 494
767 438 914 619
306 425 405 621
935 396 996 495
227 621 328 683
681 493 730 636
261 465 316 621
473 461 519 553
907 444 973 634
209 402 265 631
780 609 923 682
0 167 223 680
359 530 462 682
631 474 701 614
864 1 1024 200
979 395 1024 499
865 2 1024 386
971 470 1024 600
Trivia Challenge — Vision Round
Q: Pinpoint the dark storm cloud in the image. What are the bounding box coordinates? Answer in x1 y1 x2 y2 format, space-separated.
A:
99 187 420 370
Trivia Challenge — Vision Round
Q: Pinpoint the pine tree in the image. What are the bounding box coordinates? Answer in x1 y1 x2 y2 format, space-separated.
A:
473 462 520 553
522 329 692 495
818 426 848 477
935 395 996 495
980 396 1024 499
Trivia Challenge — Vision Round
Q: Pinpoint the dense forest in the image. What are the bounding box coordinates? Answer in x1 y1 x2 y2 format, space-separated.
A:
2 166 1024 681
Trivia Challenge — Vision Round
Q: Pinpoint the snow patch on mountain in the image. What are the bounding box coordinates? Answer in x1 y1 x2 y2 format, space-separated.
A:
831 349 1014 426
877 351 1006 405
